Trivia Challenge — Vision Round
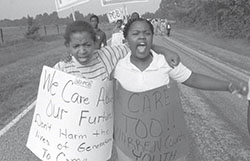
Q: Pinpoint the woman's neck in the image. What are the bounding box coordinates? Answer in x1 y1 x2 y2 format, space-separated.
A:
130 53 153 72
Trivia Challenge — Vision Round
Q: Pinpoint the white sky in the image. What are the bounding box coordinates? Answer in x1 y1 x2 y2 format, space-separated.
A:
0 0 161 20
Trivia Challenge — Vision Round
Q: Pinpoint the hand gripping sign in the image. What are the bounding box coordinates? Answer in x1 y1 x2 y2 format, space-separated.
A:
26 66 113 161
101 0 148 6
114 81 188 161
55 0 90 11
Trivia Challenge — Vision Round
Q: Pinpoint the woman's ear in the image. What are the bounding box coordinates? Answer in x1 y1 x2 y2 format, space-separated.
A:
66 46 72 56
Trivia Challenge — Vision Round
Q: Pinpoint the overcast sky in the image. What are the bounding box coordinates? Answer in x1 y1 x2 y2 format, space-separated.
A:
0 0 161 20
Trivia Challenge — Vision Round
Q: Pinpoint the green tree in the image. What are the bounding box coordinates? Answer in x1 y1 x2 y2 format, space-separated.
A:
25 15 40 40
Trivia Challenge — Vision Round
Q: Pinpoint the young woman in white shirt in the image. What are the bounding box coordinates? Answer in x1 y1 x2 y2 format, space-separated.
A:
113 18 248 161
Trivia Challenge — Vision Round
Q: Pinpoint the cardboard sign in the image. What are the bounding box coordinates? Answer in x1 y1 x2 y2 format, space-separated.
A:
101 0 148 6
26 66 113 161
107 8 124 23
55 0 90 11
114 81 188 161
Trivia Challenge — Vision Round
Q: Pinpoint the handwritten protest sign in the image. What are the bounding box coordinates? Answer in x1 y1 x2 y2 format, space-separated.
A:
55 0 90 11
107 8 124 23
114 81 188 161
101 0 148 6
26 66 113 161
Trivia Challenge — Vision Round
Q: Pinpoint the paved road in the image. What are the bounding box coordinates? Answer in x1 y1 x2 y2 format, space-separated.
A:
155 36 250 161
1 35 250 161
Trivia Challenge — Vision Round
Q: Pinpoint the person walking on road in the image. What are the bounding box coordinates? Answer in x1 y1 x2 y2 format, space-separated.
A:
166 22 171 37
111 19 125 46
89 14 107 49
247 79 250 135
113 17 248 161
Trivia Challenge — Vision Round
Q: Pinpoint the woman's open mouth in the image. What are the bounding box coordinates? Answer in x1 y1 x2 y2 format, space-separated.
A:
137 42 147 53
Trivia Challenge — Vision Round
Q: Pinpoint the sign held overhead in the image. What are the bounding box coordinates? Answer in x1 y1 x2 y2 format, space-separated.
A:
55 0 90 11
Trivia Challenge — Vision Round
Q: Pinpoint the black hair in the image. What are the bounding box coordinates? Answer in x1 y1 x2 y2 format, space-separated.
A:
123 18 154 38
89 14 99 23
131 12 140 20
64 20 96 46
117 19 123 24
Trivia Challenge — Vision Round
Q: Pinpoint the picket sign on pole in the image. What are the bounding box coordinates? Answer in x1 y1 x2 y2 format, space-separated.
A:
102 0 147 23
55 0 90 11
71 7 76 21
55 0 89 21
122 3 128 24
106 8 124 23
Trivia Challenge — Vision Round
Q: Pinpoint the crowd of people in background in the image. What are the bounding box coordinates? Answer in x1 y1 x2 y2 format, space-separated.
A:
110 12 173 47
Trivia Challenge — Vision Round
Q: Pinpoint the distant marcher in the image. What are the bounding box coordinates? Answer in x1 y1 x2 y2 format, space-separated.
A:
160 19 166 35
111 19 125 46
167 22 171 37
130 12 140 20
247 78 250 135
153 18 161 35
89 14 107 49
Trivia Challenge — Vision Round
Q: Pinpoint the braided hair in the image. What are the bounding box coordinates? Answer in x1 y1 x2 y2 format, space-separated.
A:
123 18 154 39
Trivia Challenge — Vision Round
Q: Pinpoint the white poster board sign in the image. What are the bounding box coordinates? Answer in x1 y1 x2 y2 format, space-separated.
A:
107 8 125 23
26 66 113 161
55 0 90 11
101 0 148 6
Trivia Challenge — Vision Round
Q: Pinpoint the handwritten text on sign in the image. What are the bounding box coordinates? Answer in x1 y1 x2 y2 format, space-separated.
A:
114 82 188 161
26 66 113 161
107 8 125 23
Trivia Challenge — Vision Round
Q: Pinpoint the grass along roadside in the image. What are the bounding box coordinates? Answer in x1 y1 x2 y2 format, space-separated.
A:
0 37 65 129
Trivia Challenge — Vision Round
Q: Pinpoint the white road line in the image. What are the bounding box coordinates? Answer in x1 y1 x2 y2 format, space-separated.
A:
0 38 113 137
0 100 36 137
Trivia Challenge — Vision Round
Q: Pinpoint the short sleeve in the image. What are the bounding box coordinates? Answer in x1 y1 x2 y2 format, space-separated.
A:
98 45 129 75
53 61 65 72
168 63 192 83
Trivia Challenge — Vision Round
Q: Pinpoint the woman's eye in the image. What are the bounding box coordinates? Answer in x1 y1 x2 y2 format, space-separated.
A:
72 45 79 48
131 31 139 35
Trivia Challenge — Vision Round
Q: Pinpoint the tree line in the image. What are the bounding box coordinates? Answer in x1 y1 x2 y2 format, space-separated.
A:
155 0 250 41
0 11 109 27
1 0 249 41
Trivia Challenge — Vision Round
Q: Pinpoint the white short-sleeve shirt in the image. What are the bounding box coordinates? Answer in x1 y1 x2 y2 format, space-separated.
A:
114 50 192 92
